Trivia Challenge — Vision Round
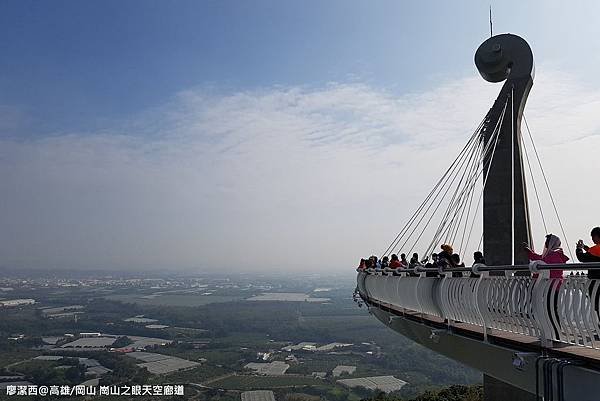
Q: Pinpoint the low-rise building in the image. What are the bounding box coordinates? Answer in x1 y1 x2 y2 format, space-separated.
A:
241 390 276 401
281 342 316 352
337 376 408 393
332 365 356 377
79 332 102 338
244 361 289 376
61 336 116 348
126 352 199 374
0 299 35 307
314 342 353 352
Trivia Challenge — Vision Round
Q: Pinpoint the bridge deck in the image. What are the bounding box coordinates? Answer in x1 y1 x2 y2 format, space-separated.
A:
357 271 600 366
369 298 600 368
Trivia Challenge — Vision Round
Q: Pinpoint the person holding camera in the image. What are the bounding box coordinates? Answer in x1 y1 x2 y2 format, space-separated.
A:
576 227 600 280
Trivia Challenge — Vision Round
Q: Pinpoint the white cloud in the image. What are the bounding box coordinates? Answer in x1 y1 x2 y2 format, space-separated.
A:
1 68 599 271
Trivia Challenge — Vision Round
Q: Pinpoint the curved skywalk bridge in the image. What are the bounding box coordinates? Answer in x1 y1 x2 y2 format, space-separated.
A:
358 264 600 350
356 264 600 401
358 32 600 400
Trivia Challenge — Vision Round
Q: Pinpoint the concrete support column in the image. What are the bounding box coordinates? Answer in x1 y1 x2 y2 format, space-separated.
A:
475 34 535 266
484 374 537 401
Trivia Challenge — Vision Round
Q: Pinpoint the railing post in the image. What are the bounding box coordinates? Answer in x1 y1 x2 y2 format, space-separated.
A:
531 278 555 347
589 278 600 348
474 275 492 342
415 274 424 317
439 274 452 326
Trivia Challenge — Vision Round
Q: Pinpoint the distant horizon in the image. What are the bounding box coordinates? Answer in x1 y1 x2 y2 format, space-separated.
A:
0 264 358 279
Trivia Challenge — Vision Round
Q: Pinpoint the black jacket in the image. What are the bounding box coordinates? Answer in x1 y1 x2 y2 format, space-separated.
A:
576 248 600 279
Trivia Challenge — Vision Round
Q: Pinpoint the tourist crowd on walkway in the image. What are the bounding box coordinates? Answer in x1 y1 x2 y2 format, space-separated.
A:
357 226 600 279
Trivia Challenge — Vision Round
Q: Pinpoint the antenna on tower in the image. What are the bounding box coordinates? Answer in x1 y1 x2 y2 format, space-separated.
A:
489 5 493 37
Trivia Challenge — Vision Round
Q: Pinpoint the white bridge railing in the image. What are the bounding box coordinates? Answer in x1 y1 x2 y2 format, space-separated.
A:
357 266 600 349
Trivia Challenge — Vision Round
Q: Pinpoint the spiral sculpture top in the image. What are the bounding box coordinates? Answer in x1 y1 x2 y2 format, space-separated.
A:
474 34 534 83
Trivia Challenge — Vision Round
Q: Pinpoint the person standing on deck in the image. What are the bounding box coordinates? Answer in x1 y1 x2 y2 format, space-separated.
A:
524 234 568 279
389 254 403 269
525 234 568 340
424 253 440 277
381 256 389 268
576 227 600 319
451 253 465 277
437 244 456 269
470 251 486 278
400 253 409 267
473 251 486 265
576 227 600 279
409 253 419 267
408 253 420 277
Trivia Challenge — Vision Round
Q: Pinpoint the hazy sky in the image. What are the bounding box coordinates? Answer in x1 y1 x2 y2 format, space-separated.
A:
2 1 600 272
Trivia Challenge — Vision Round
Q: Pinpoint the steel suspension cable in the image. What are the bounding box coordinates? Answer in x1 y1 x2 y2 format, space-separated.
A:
380 118 486 257
434 138 483 247
520 126 548 234
448 140 487 244
404 133 486 257
449 150 483 247
387 127 482 256
444 141 488 242
430 116 500 256
423 98 508 258
523 115 574 261
463 100 508 254
427 138 484 254
458 142 484 254
439 106 507 253
511 87 515 265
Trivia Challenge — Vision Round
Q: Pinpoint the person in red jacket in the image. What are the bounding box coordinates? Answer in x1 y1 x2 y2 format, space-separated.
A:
525 234 568 339
524 234 569 278
389 254 403 269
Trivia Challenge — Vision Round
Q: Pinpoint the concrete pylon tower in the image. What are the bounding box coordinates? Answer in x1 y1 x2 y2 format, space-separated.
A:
475 34 534 266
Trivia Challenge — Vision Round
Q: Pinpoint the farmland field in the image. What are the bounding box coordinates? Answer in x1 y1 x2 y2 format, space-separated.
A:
247 293 331 302
209 374 322 390
105 294 243 306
